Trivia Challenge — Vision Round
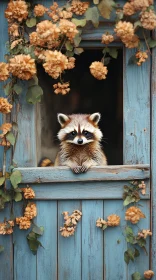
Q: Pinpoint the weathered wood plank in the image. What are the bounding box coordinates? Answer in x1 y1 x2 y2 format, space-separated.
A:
13 202 37 280
104 200 127 280
21 180 150 200
36 201 57 280
17 165 150 183
123 47 150 164
151 45 156 276
58 200 81 280
82 200 103 280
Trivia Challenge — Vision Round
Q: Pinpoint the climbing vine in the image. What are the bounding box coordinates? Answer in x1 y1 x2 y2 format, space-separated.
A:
0 0 155 268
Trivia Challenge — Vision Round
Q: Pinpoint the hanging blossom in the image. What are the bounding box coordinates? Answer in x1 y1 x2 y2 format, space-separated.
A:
5 0 28 22
90 62 108 80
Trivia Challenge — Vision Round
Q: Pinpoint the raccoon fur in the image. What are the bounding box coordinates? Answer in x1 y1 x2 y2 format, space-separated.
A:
41 112 107 173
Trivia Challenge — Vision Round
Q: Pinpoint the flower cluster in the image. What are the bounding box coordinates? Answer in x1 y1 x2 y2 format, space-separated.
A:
123 0 153 16
53 82 70 95
71 0 89 15
0 220 14 235
115 21 139 48
34 4 48 17
138 229 152 239
22 187 35 199
125 206 145 224
16 203 37 230
144 270 154 279
8 23 19 37
0 123 12 147
96 214 120 229
0 98 12 114
59 210 82 237
101 34 114 45
90 61 108 80
48 2 73 22
141 9 156 30
59 19 78 41
138 180 146 194
9 54 36 80
0 63 9 81
5 0 28 22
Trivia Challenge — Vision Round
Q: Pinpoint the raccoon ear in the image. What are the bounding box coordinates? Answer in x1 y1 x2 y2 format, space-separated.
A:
57 113 70 127
89 113 101 124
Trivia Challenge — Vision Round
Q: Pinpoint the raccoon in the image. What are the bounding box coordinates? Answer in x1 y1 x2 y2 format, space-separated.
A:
53 112 107 173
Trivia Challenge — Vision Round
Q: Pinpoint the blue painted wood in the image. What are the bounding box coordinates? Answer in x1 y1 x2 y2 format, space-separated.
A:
13 202 37 280
0 203 13 280
104 200 127 280
127 200 150 280
36 201 57 280
151 44 156 275
24 180 150 200
123 47 150 164
17 165 150 183
82 200 103 280
58 200 81 280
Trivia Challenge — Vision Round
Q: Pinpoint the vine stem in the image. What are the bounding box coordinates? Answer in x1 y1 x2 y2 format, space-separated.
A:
142 30 151 55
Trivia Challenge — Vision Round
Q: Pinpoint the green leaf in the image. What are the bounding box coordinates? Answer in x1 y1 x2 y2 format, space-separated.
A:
10 170 22 189
98 0 115 19
27 75 38 87
102 224 107 230
74 33 82 47
124 251 130 265
74 48 84 55
109 48 118 59
65 41 73 51
6 132 15 146
13 84 22 95
4 83 12 96
127 248 135 261
0 245 4 253
123 196 135 206
132 272 141 280
32 225 44 236
27 239 42 255
0 177 5 186
147 38 156 48
2 192 11 202
134 248 140 258
134 21 142 29
26 85 43 104
128 54 138 65
85 7 99 28
72 18 87 27
65 50 74 57
104 57 111 65
125 226 133 235
26 18 37 28
14 192 22 202
137 238 146 248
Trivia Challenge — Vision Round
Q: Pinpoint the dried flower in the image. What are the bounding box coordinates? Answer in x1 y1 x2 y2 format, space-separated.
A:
58 10 73 19
122 34 140 48
24 203 37 220
144 270 154 279
125 206 145 224
140 10 156 30
5 0 28 22
60 209 82 237
0 62 9 81
67 57 76 70
10 39 23 50
96 218 107 228
0 98 12 114
0 138 11 147
107 214 120 226
53 82 70 95
90 61 108 80
133 0 153 11
43 50 68 79
123 2 136 16
8 23 19 37
0 220 14 235
16 216 31 230
34 4 47 17
59 19 78 41
101 34 114 44
9 54 36 80
114 21 134 39
29 32 45 48
59 226 75 237
138 229 152 239
0 123 12 138
22 187 35 199
71 0 89 15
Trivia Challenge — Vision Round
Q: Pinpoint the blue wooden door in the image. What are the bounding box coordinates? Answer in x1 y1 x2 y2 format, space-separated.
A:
0 1 155 280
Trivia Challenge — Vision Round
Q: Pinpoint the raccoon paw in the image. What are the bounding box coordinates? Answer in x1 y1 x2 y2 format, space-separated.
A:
81 165 89 173
72 166 82 174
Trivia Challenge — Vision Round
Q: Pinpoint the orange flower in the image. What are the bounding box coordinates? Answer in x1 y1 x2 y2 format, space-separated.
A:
125 206 145 224
5 0 28 22
90 61 108 80
9 54 36 80
0 98 12 114
0 62 9 81
16 217 31 230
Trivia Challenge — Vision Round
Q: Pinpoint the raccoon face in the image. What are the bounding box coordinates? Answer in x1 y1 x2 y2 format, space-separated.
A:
57 113 103 145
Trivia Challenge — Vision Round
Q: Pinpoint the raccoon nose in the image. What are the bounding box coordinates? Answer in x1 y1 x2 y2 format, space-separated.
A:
77 138 83 144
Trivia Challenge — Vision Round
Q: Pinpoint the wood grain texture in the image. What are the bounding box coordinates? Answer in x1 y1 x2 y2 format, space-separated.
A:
82 200 103 280
104 200 127 280
25 180 150 200
123 47 150 164
58 200 81 280
13 202 37 280
17 165 150 183
151 46 156 275
36 201 57 280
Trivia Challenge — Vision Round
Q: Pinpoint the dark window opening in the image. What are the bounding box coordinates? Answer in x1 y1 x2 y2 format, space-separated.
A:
37 49 123 165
